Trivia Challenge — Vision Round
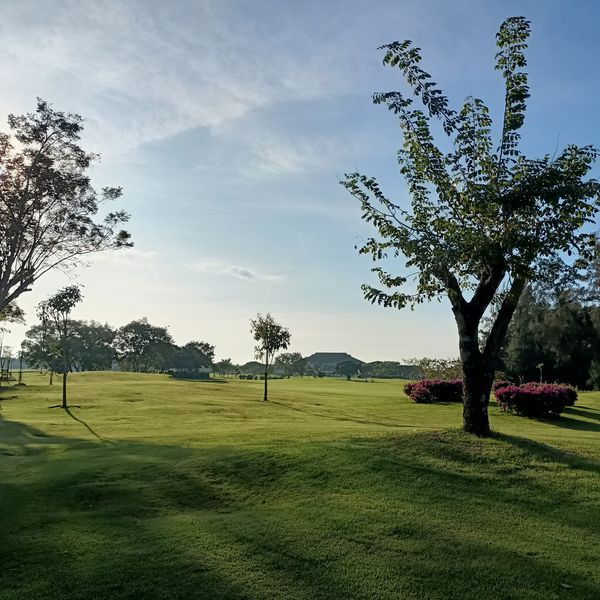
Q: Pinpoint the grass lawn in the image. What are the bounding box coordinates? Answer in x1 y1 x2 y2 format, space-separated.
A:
1 372 599 599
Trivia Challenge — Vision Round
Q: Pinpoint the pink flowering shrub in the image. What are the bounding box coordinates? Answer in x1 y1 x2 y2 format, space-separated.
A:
492 381 512 393
405 379 463 403
494 382 577 418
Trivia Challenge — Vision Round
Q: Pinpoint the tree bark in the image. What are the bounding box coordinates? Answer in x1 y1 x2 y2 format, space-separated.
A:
457 326 492 435
62 371 68 409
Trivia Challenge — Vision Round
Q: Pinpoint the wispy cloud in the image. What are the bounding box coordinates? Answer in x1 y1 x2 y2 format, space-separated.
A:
0 0 354 154
189 261 283 282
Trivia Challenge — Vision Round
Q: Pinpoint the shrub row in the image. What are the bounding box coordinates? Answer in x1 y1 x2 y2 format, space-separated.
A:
404 379 463 403
494 382 577 418
167 370 209 380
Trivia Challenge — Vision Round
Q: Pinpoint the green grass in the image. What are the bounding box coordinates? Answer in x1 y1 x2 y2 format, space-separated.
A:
1 372 599 599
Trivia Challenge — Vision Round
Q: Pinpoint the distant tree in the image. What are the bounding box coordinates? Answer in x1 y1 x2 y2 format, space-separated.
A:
0 99 131 313
214 358 235 377
343 17 599 435
408 357 463 381
173 341 214 372
70 321 116 371
241 361 264 376
250 313 291 401
501 284 599 387
112 318 173 372
275 352 305 378
37 285 83 408
335 359 360 381
21 322 62 378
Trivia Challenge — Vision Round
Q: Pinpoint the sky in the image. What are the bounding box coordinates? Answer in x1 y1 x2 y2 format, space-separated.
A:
1 0 599 363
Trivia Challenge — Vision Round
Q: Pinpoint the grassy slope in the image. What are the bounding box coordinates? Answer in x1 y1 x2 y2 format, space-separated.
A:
0 372 599 599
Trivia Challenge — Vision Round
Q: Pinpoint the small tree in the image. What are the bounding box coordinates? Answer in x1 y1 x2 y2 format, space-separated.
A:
37 286 83 409
343 16 599 435
0 99 132 313
250 313 291 401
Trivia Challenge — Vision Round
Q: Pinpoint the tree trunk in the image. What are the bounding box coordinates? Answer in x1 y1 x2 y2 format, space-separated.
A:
62 371 68 409
461 351 493 436
263 364 268 401
458 326 493 436
49 370 54 385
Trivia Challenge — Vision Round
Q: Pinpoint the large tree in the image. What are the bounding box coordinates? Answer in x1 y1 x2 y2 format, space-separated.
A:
250 313 291 401
0 99 131 312
343 17 599 435
112 318 174 372
37 285 83 409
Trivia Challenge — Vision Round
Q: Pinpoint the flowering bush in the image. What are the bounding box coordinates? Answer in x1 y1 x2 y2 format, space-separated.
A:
405 379 463 403
492 381 512 393
494 382 577 418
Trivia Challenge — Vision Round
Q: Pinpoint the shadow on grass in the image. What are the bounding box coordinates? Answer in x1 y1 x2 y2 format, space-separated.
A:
540 414 600 434
1 416 599 599
566 406 600 422
64 407 114 445
170 377 229 384
268 398 431 429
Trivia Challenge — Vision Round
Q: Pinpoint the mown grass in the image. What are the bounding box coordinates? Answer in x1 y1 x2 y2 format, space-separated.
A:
1 372 599 599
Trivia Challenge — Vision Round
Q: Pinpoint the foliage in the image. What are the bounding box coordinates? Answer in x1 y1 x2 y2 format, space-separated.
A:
274 352 305 377
167 369 209 380
408 357 463 380
335 359 360 380
404 379 463 403
112 318 174 372
0 99 131 312
342 16 599 434
22 319 115 372
501 284 600 388
361 361 419 379
494 382 577 417
172 341 214 372
213 358 236 376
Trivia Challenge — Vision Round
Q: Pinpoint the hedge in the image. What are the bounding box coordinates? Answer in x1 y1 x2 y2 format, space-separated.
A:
404 379 463 403
494 382 577 418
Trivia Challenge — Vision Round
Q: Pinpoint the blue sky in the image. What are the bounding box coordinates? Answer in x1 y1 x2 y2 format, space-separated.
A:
1 0 599 362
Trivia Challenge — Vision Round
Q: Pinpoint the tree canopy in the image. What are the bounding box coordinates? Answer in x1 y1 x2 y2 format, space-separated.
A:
0 99 131 313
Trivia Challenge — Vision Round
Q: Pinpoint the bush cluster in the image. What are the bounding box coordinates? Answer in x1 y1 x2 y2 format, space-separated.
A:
239 374 259 380
404 379 463 403
167 370 209 380
494 382 577 418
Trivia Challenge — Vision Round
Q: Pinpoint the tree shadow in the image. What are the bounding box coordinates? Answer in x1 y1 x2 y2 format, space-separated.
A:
170 378 228 384
566 406 600 422
64 407 114 445
1 417 599 599
538 414 600 434
268 398 433 429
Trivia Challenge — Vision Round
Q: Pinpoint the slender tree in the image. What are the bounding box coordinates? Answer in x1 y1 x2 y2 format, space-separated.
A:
343 16 599 435
0 99 131 313
37 286 83 408
250 313 291 401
